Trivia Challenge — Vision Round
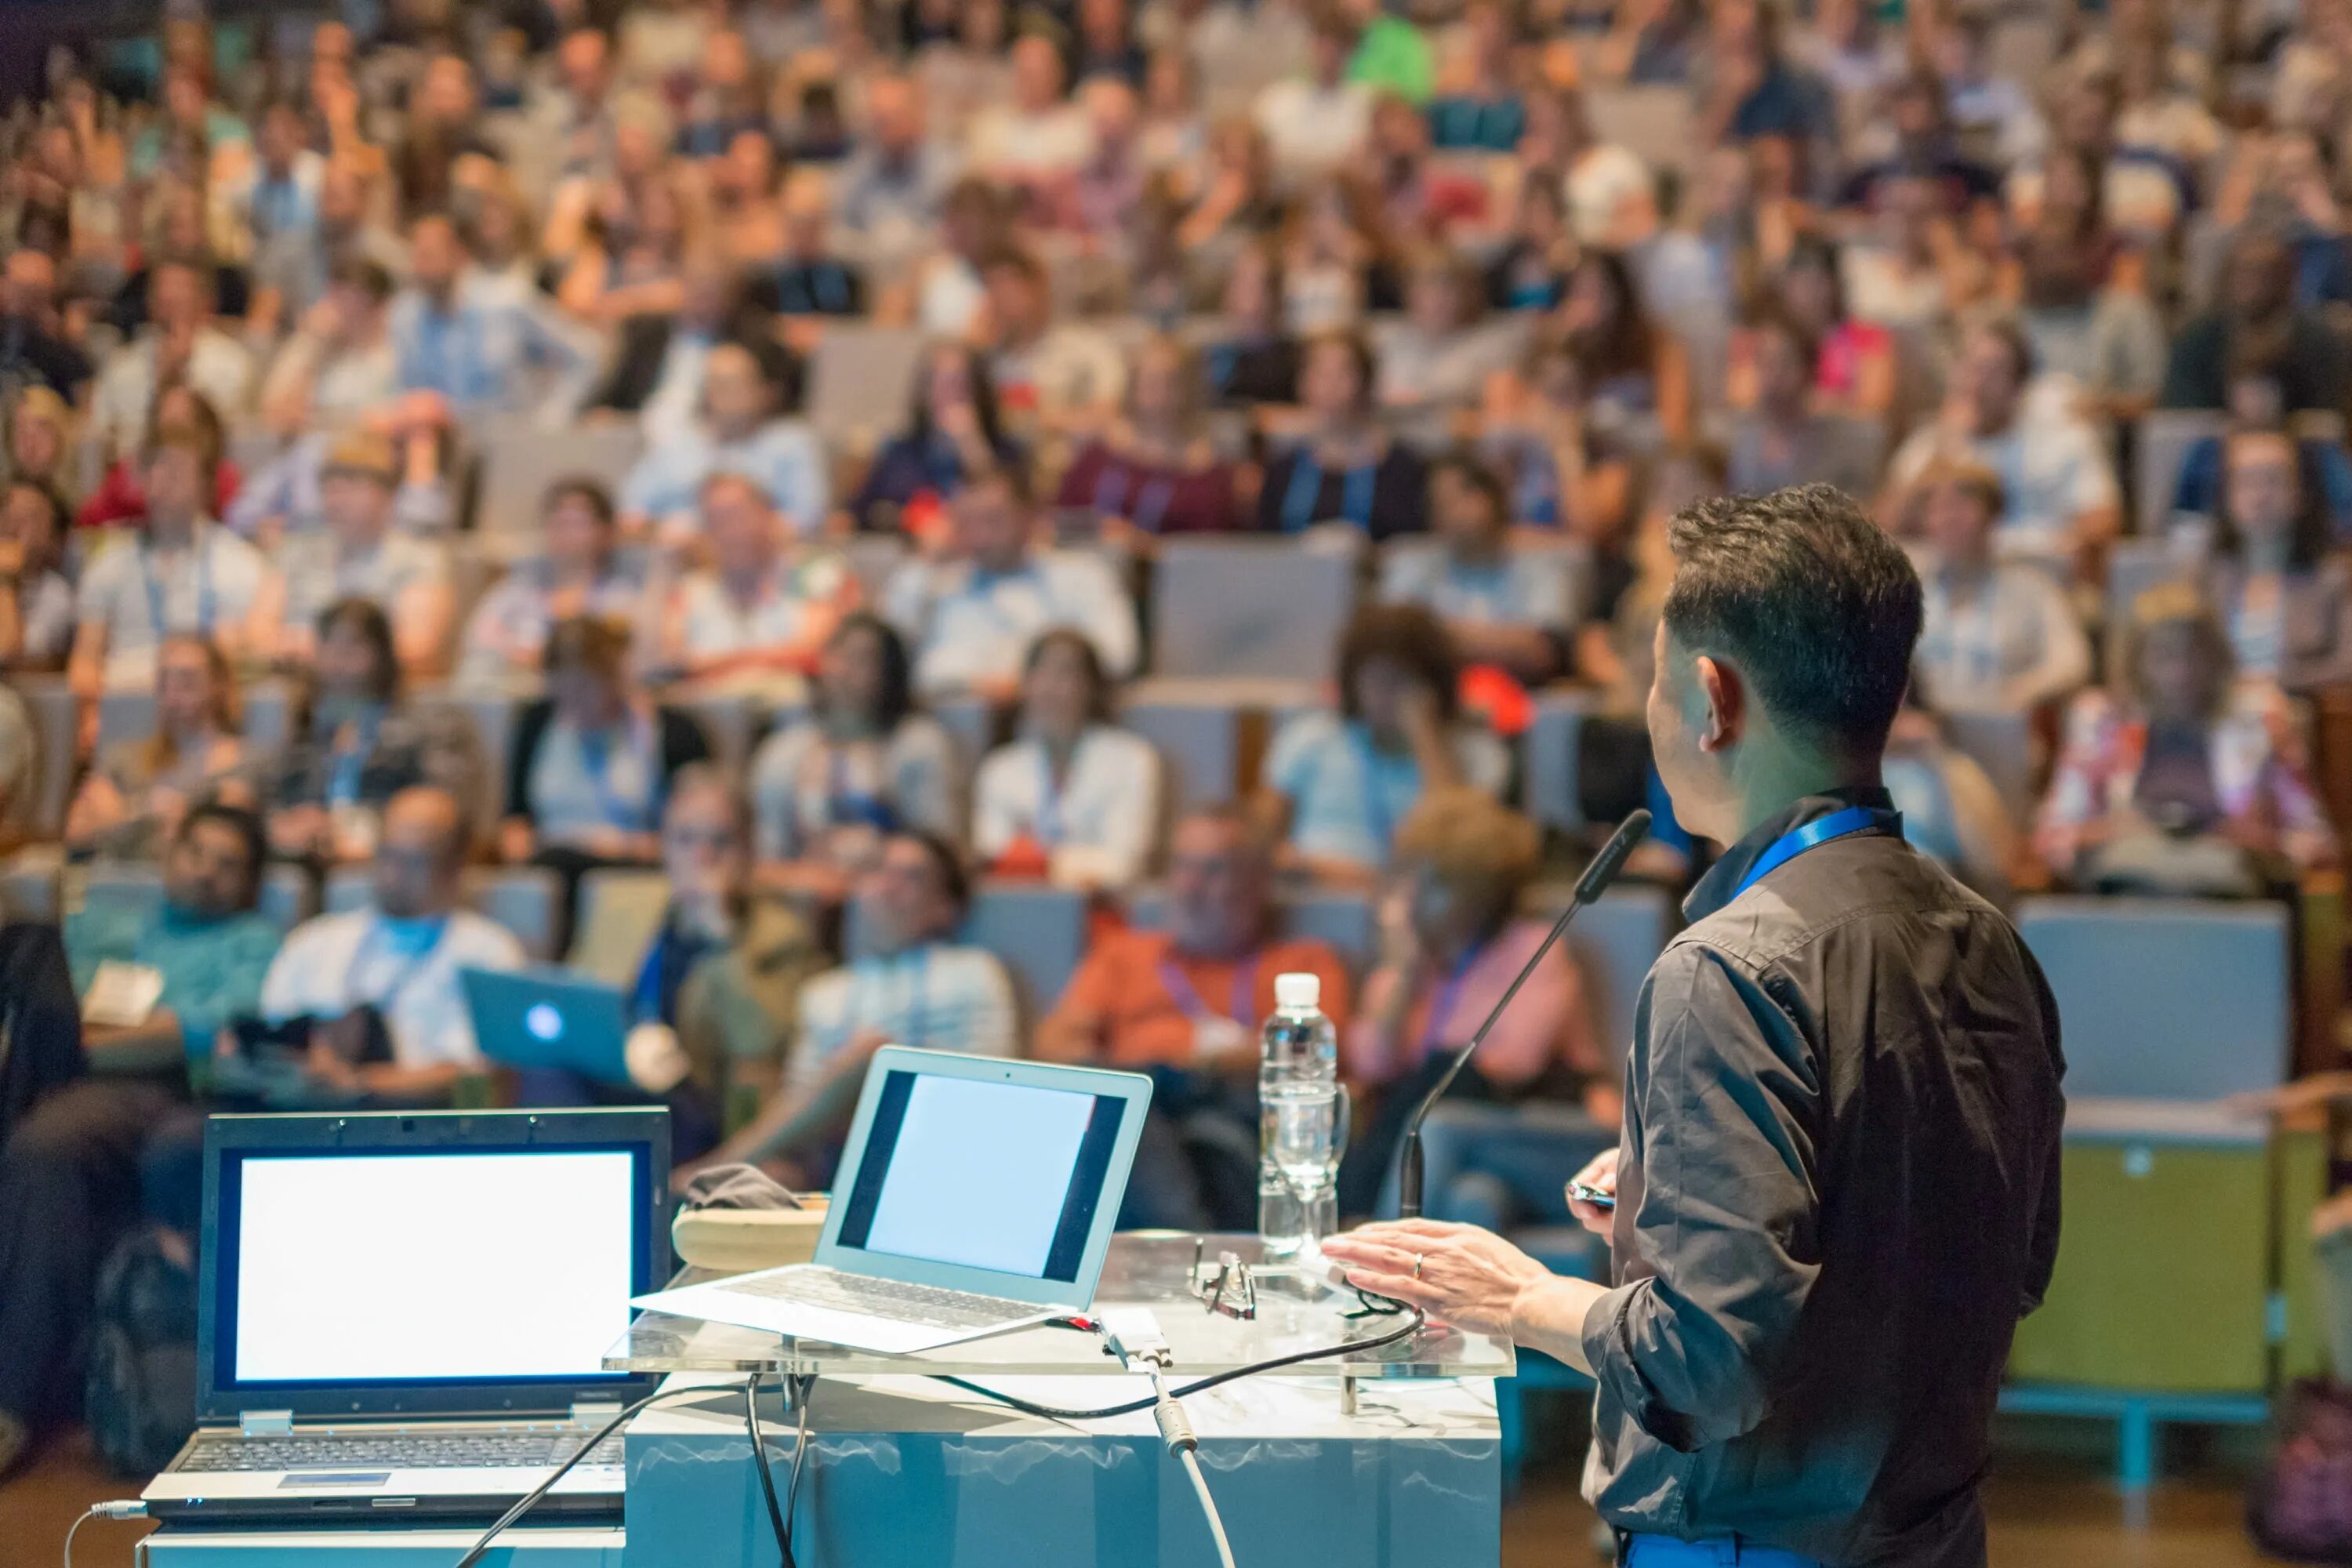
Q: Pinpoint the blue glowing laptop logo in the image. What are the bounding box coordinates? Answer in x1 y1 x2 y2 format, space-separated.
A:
525 1003 564 1042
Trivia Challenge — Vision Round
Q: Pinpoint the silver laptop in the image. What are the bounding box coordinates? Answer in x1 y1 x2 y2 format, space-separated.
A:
636 1047 1152 1355
144 1109 668 1523
461 964 631 1083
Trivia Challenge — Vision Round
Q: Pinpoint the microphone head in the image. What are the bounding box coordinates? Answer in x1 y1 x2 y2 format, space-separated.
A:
1571 809 1653 904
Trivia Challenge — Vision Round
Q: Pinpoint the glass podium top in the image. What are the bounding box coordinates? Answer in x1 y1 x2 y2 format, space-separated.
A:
605 1233 1515 1381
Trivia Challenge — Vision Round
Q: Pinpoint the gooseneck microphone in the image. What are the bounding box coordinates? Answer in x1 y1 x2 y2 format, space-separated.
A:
1394 809 1652 1221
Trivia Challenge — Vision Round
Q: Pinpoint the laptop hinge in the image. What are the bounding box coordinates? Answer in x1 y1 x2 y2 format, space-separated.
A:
239 1410 295 1436
570 1400 625 1425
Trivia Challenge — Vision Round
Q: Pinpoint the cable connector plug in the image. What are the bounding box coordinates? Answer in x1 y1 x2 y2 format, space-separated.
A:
1101 1307 1172 1372
1151 1385 1198 1456
91 1501 148 1520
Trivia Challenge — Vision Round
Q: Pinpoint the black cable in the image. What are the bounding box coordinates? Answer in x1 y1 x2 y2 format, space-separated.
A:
936 1299 1428 1421
456 1384 742 1568
745 1379 795 1568
782 1374 816 1530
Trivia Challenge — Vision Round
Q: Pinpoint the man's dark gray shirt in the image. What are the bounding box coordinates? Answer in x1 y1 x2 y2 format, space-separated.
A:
1581 788 2065 1566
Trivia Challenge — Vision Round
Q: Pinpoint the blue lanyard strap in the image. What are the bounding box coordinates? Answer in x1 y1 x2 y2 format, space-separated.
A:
1416 942 1483 1060
1279 454 1378 532
1729 804 1900 902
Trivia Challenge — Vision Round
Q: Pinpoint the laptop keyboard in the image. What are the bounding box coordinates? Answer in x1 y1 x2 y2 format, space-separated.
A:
729 1268 1039 1332
180 1430 625 1473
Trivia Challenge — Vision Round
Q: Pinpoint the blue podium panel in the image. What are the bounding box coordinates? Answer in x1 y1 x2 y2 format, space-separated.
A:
624 1374 1501 1568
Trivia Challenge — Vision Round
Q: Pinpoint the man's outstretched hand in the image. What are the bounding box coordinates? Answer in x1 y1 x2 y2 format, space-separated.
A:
1320 1219 1553 1338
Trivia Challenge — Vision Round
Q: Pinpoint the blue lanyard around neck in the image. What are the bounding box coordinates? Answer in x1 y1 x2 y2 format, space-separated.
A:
1279 452 1377 532
144 530 217 637
1729 804 1900 902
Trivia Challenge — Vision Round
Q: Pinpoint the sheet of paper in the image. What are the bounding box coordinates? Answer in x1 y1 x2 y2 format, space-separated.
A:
83 960 166 1029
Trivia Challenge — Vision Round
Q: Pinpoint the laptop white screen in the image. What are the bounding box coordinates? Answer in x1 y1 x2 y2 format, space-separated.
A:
228 1151 638 1385
832 1070 1126 1283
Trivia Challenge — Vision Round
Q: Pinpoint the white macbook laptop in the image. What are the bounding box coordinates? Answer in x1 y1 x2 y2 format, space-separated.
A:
144 1109 667 1523
635 1047 1153 1355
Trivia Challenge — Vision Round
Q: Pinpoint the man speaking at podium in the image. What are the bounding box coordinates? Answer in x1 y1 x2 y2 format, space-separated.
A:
1326 485 2065 1568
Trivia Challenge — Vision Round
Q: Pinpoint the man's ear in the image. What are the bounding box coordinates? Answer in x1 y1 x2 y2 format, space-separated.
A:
1694 655 1743 753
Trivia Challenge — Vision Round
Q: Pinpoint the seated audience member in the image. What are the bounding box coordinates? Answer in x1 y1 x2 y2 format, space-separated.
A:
836 71 957 253
976 247 1127 441
1261 605 1512 886
707 830 1018 1176
2201 428 2352 693
1428 0 1527 152
389 213 597 419
503 616 713 889
87 260 256 463
1038 804 1356 1229
0 804 281 1473
1740 238 1896 418
1254 9 1374 185
644 473 851 694
70 434 276 696
750 612 965 891
1882 320 2122 572
539 766 825 1160
78 386 243 534
619 339 828 541
0 249 93 401
751 168 866 318
1558 249 1691 448
66 636 260 860
1377 249 1521 430
2171 359 2352 531
583 251 773 427
1726 310 1884 499
258 258 401 430
0 478 74 670
1257 331 1432 539
267 600 482 864
5 387 78 510
1338 788 1607 1217
1479 339 1638 543
1203 240 1305 409
261 787 528 1097
274 434 456 676
2013 214 2165 421
0 681 27 838
458 479 644 689
2036 586 2338 891
1908 462 2093 716
225 402 456 543
849 341 1023 531
971 34 1096 198
1485 177 1577 313
974 628 1162 891
1379 456 1574 686
883 465 1141 699
1054 335 1241 543
2163 230 2348 413
1883 686 2020 902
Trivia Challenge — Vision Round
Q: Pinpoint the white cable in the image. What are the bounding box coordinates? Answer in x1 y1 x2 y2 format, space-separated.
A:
64 1501 147 1568
1178 1447 1237 1568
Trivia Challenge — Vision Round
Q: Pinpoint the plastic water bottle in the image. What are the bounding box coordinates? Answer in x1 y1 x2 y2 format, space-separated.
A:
1258 972 1344 1261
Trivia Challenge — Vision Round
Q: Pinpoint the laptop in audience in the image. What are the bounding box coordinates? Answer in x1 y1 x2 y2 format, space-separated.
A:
634 1046 1152 1354
461 964 632 1084
143 1108 669 1523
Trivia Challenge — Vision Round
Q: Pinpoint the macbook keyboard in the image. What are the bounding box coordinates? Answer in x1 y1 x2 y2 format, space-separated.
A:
180 1430 625 1472
728 1268 1039 1331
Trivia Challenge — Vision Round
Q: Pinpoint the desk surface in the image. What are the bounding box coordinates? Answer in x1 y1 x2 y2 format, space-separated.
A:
607 1232 1515 1381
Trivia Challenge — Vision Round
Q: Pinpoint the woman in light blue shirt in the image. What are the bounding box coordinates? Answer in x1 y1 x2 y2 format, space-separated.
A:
617 339 829 539
1258 605 1512 885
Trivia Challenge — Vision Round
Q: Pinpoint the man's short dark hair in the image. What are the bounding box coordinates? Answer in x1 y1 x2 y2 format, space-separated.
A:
178 801 267 909
1662 484 1923 757
895 829 971 916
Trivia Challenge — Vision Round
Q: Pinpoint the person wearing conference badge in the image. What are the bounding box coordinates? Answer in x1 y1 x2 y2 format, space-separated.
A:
1324 484 2066 1568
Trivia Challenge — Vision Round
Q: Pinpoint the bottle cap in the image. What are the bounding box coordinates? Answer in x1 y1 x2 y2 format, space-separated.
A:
1274 972 1320 1010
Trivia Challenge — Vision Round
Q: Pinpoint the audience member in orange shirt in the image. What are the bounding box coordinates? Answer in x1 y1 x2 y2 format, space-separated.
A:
1040 804 1353 1229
